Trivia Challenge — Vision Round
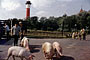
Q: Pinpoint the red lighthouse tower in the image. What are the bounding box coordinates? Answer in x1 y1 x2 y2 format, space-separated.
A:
26 0 31 19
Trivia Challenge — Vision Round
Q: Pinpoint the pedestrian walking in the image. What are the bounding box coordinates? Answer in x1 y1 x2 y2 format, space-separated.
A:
19 21 25 41
83 31 86 40
4 23 10 41
12 23 21 46
81 28 86 40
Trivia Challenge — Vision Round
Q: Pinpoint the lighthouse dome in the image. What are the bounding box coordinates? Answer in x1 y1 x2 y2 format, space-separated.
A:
26 1 31 4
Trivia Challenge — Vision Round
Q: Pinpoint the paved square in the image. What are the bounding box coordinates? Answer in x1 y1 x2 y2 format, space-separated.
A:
0 35 90 60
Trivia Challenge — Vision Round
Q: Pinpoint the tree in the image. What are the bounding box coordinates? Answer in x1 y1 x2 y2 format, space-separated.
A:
87 16 90 30
78 11 89 28
39 17 47 30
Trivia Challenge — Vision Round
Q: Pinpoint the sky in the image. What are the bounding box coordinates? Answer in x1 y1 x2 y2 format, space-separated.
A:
0 0 90 20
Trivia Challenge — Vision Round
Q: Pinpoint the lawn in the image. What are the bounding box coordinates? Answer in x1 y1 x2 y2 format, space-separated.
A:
25 30 71 38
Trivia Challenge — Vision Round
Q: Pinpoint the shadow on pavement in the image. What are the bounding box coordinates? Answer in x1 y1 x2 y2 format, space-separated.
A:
0 51 3 52
53 56 75 60
29 45 41 53
0 39 7 45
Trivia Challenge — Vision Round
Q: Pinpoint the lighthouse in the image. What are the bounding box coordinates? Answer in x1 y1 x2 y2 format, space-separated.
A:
26 0 31 19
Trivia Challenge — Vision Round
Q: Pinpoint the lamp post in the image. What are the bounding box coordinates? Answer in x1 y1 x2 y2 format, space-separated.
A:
61 21 64 37
86 26 88 34
61 24 63 37
75 24 77 32
11 19 13 36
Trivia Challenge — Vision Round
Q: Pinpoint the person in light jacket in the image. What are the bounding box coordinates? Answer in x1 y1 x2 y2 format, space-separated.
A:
12 23 21 46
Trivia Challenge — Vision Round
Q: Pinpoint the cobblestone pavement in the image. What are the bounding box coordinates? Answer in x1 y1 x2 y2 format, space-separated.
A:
0 35 90 60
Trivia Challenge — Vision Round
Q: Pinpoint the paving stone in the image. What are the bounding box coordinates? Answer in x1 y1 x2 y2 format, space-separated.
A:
0 35 90 60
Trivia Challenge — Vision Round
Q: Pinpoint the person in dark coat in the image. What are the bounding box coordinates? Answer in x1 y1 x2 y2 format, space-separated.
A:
83 31 86 40
19 22 25 41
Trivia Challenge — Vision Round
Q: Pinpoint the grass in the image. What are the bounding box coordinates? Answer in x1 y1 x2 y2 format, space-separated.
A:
25 30 70 38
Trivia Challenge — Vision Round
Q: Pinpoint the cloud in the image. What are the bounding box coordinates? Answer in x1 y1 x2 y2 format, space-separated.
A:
0 9 15 19
35 11 49 17
0 0 26 19
0 0 1 5
30 0 55 9
57 0 72 1
30 0 72 17
30 0 90 18
0 0 90 20
1 0 21 11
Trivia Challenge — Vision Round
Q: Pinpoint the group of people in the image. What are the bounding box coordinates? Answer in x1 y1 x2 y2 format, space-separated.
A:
72 28 86 40
4 22 25 46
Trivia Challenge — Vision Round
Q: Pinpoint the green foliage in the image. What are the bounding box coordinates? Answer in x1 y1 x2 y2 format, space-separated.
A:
18 11 90 32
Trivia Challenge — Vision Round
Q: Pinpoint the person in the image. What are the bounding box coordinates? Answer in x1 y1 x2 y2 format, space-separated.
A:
12 23 21 46
4 23 10 41
72 32 75 39
75 32 78 39
83 31 86 40
19 21 25 41
81 28 86 40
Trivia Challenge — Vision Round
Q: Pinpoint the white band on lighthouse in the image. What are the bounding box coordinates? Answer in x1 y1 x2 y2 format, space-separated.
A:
26 4 30 8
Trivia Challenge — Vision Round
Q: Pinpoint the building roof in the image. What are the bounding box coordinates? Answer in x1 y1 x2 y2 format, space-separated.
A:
80 8 84 13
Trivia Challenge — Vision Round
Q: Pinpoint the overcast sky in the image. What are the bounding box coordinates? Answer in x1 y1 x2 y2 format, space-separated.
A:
0 0 90 20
